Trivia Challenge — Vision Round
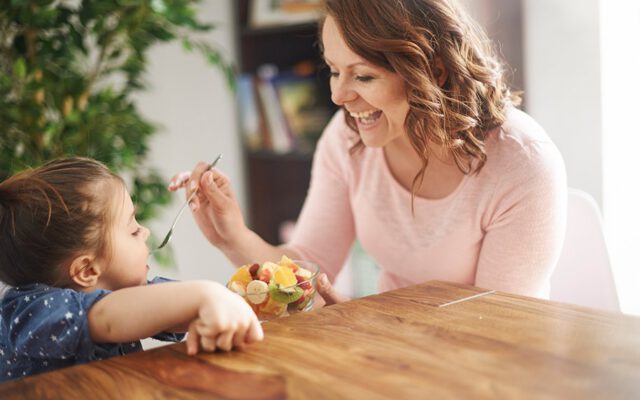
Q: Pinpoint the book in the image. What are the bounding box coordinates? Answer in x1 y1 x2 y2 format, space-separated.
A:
237 74 264 151
256 65 293 153
273 73 333 153
238 62 334 154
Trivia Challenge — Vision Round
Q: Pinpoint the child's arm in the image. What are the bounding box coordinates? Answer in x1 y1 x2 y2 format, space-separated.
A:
87 280 263 354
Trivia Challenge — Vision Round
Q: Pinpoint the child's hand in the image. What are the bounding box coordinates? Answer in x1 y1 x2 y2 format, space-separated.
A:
185 283 263 355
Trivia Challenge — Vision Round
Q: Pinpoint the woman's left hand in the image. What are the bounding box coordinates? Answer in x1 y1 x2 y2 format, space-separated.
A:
316 273 351 305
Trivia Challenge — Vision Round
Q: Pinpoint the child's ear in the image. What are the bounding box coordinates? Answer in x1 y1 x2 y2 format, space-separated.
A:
69 255 101 288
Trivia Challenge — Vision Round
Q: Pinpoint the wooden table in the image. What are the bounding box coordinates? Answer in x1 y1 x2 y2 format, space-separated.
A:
2 281 639 399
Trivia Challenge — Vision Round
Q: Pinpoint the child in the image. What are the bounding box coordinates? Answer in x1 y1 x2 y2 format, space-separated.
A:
0 157 263 382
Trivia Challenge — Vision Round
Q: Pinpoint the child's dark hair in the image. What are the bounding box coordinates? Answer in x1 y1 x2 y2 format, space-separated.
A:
0 157 122 287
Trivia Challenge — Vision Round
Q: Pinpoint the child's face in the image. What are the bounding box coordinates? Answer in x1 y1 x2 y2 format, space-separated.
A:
97 183 150 290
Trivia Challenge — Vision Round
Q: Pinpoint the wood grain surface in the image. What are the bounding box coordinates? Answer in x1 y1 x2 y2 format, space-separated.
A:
1 281 639 399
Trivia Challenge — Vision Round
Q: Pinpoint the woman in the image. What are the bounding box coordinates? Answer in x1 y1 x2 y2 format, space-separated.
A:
173 0 566 303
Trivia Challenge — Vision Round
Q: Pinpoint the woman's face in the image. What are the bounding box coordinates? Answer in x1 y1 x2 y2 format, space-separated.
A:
322 15 410 148
97 182 150 290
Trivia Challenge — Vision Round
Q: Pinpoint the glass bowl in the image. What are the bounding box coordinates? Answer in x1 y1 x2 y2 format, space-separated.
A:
226 257 320 321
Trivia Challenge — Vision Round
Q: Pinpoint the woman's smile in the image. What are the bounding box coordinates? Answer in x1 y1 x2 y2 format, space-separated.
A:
350 109 384 130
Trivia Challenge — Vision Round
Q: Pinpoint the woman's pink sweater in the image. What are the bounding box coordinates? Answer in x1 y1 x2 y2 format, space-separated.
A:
289 108 567 298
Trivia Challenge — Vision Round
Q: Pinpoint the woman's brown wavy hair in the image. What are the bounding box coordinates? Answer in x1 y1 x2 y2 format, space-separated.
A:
320 0 520 206
0 157 122 287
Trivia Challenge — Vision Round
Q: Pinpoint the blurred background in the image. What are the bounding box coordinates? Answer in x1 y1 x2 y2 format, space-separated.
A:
2 0 638 315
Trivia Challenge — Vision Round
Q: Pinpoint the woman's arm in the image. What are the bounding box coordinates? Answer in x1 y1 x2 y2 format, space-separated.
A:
176 111 356 274
87 280 263 353
475 141 567 297
170 113 357 305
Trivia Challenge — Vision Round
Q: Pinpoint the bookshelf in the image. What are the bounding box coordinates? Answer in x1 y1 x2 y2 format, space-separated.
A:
234 0 336 245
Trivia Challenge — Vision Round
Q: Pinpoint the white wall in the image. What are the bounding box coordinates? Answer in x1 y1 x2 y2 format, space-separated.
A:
524 0 640 315
523 0 603 205
135 0 244 283
600 0 640 315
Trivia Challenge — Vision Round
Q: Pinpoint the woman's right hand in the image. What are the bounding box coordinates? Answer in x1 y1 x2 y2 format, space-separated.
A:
169 162 249 249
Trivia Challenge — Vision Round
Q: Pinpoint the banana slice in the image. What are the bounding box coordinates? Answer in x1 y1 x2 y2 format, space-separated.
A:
228 281 246 296
246 280 269 304
295 267 312 279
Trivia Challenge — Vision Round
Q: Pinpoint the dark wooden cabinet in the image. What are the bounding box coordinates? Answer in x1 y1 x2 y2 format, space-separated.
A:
246 151 312 245
234 0 335 245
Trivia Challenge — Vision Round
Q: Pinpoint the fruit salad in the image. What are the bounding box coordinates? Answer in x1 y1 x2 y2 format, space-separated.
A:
227 256 319 320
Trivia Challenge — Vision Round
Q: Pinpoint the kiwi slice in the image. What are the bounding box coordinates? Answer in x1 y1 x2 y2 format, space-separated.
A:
269 284 303 304
291 295 313 312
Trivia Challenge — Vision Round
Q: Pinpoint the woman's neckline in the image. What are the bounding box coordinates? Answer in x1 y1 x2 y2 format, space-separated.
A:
378 146 469 203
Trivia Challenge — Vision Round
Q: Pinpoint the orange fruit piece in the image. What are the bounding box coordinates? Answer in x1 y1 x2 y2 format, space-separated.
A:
273 266 297 287
278 255 299 272
259 297 287 318
229 266 253 286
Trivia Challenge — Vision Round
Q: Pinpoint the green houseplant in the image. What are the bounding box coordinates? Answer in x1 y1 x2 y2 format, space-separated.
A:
0 0 234 261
